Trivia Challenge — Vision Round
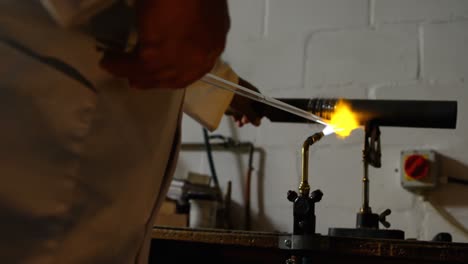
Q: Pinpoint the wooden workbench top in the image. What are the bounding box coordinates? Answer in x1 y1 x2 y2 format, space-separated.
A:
152 226 468 263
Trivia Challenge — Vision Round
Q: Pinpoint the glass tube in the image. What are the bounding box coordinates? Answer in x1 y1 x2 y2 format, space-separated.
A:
201 73 329 126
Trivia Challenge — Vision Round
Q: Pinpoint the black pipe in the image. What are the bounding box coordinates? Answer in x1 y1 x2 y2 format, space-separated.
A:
260 98 457 129
244 143 254 231
202 128 221 200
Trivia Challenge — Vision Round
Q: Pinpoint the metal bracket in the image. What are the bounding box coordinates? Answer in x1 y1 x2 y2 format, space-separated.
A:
364 123 382 168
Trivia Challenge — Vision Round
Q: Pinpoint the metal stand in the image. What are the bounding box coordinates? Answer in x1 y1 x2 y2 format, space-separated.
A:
328 123 405 240
283 133 324 264
286 133 324 236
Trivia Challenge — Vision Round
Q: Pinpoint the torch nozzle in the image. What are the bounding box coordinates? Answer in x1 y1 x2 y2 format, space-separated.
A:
300 132 325 197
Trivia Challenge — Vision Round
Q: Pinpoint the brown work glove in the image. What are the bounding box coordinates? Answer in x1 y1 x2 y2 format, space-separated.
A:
226 78 265 127
100 0 230 89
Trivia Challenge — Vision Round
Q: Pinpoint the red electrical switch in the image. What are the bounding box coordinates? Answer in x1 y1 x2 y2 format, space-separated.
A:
400 150 438 191
404 154 430 180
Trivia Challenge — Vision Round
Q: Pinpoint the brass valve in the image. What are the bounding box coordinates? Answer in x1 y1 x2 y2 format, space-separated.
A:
299 132 324 196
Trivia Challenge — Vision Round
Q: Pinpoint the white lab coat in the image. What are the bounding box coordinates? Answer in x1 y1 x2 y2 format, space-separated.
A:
0 1 235 263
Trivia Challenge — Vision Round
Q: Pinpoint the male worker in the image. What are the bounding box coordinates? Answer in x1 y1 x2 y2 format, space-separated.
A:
0 0 262 263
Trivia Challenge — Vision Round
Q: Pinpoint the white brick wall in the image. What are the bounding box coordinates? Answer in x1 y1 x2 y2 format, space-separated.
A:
226 0 265 39
423 21 468 81
268 0 369 36
374 0 468 24
223 35 307 92
179 0 468 242
305 24 418 87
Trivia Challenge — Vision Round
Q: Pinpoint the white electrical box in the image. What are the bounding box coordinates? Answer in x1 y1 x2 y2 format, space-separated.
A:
400 150 438 191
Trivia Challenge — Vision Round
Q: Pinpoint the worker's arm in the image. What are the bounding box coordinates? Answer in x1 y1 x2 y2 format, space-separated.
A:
99 0 230 90
42 0 230 90
41 0 263 130
184 60 264 131
183 60 236 131
227 77 264 127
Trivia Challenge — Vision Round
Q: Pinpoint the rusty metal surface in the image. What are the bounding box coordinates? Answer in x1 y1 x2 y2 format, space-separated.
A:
279 234 468 263
152 226 281 248
152 227 468 263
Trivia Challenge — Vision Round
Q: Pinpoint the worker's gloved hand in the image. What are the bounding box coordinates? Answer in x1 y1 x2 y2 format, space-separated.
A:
226 78 265 127
100 0 230 89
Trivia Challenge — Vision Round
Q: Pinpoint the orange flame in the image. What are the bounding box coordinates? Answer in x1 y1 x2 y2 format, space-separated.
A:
328 100 360 138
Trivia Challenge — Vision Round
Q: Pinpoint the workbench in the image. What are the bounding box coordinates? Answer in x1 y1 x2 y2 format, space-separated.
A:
150 226 468 264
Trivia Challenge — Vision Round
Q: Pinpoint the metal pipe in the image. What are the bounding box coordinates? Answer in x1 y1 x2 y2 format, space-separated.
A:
361 155 370 213
300 132 324 197
202 128 221 200
244 143 255 230
262 98 458 129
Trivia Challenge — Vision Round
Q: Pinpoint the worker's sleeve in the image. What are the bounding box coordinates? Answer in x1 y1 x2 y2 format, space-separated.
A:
183 60 237 132
40 0 117 28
